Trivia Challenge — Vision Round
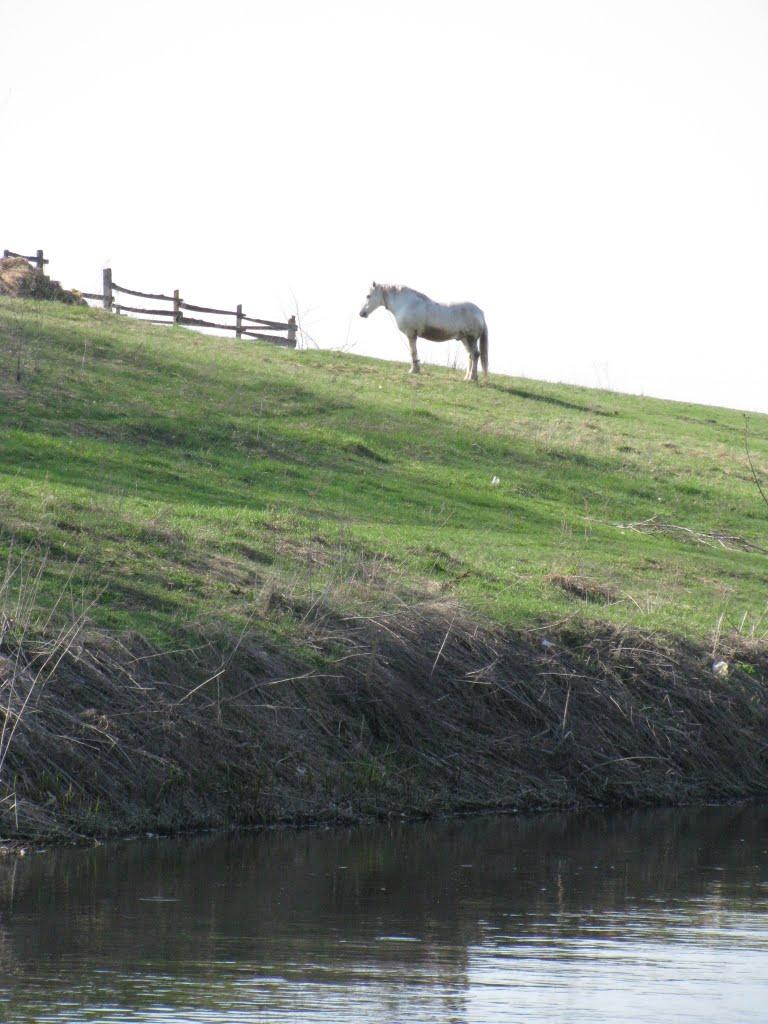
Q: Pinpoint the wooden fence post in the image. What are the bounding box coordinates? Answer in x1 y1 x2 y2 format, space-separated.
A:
173 289 182 325
2 250 9 259
102 268 113 311
287 315 297 348
35 250 45 271
236 304 243 339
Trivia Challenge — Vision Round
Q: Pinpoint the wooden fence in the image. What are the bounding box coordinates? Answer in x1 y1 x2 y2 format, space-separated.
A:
3 248 49 271
3 247 296 348
82 268 297 347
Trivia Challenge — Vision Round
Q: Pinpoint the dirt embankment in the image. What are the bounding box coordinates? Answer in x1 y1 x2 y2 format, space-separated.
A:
0 256 85 305
1 606 767 843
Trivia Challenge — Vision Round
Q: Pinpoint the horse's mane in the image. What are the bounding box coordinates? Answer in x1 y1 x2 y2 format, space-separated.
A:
384 284 432 302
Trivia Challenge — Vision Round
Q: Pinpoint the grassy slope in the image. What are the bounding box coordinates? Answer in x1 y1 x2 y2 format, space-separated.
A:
1 297 767 648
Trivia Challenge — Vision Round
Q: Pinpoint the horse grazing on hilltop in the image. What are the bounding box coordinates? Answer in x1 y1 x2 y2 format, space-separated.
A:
359 283 489 382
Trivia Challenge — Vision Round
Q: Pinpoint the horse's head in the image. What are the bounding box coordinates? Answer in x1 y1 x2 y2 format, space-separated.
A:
359 282 385 318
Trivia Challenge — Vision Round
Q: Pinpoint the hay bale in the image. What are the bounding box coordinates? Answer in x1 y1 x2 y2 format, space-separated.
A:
0 256 86 305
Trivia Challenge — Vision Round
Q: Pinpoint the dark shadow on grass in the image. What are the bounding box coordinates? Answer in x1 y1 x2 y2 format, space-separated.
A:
491 382 618 417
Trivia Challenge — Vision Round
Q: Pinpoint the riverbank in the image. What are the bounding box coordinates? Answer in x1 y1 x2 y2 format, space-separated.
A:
3 604 767 842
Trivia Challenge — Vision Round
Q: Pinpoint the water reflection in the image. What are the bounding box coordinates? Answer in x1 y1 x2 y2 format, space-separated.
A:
0 805 766 1022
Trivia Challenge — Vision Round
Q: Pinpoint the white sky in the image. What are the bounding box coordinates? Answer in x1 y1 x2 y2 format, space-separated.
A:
2 0 767 412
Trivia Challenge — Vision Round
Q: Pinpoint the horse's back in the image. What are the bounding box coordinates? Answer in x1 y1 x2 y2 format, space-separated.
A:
394 287 485 338
450 300 485 322
432 299 485 334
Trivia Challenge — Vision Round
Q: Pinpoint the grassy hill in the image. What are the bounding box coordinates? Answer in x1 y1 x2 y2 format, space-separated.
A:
1 297 767 841
1 296 767 646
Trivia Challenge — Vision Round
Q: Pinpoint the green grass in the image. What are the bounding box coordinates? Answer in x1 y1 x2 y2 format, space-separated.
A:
1 296 767 646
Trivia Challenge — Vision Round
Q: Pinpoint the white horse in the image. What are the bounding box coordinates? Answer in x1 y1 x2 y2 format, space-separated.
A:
359 283 489 381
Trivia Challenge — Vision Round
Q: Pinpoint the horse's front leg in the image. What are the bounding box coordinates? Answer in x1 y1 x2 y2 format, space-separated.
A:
407 333 421 374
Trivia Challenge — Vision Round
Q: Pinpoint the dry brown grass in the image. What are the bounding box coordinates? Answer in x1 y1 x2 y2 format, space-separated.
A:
545 573 621 605
0 257 85 304
1 595 766 842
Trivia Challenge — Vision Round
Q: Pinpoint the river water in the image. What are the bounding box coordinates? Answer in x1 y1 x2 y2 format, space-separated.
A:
0 805 766 1023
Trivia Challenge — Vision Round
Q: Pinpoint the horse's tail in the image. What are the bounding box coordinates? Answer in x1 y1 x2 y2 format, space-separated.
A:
479 322 489 379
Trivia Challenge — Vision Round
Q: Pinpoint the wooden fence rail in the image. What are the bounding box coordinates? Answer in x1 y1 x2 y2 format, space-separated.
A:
3 248 49 270
2 248 296 348
97 268 297 347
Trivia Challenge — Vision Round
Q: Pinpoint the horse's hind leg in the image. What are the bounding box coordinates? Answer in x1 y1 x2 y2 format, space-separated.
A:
461 337 479 382
407 333 421 374
469 348 479 382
